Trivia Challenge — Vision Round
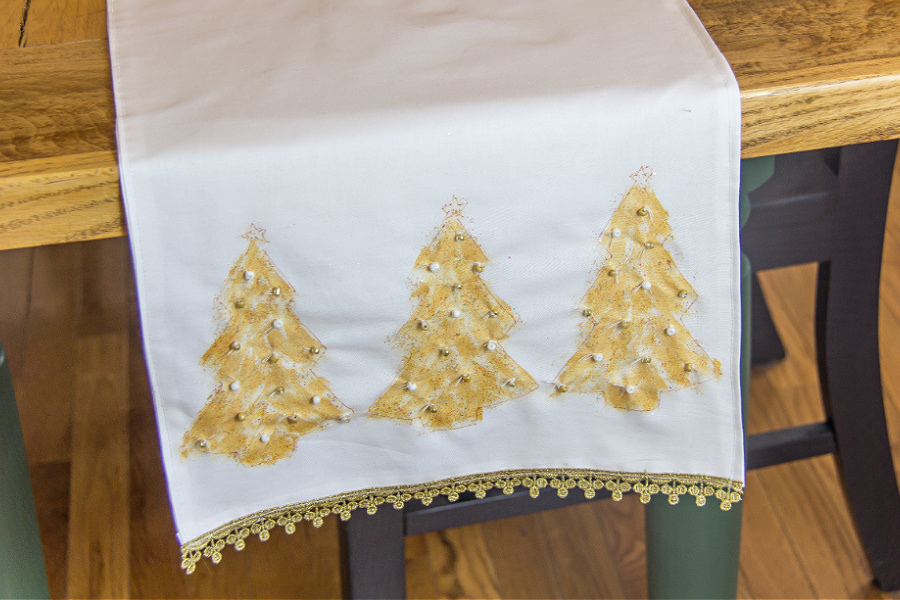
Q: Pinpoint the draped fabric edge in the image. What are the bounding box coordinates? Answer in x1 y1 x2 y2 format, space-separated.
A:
180 467 744 573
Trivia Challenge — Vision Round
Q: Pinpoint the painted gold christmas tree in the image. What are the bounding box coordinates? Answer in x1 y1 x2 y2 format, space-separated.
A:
368 198 538 429
555 167 721 411
183 225 351 466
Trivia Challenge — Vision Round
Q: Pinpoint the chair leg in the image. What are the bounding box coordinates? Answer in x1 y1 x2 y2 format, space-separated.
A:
646 153 775 599
339 506 407 599
645 251 751 600
815 139 900 591
0 343 50 600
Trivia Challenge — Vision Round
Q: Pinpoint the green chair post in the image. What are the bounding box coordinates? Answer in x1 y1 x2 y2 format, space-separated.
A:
0 342 50 600
645 156 775 599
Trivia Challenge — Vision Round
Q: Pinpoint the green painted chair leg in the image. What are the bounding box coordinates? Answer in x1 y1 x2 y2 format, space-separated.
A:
0 342 50 600
645 157 774 599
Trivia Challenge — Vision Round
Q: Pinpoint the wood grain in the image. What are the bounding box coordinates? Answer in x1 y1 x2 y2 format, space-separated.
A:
0 0 24 49
694 0 900 157
21 0 107 47
2 0 900 249
0 151 124 251
0 41 115 164
67 331 131 599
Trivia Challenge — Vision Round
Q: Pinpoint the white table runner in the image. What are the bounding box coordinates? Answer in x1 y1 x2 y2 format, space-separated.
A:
107 0 743 572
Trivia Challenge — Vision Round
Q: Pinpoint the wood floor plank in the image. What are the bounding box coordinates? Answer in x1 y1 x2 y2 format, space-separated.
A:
538 502 628 599
15 243 80 464
67 331 131 599
421 526 502 599
754 456 875 599
0 246 33 356
479 513 561 599
407 533 442 599
737 473 817 599
590 495 647 599
30 461 71 600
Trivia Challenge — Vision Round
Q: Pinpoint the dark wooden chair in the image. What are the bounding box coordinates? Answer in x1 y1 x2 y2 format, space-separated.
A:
743 140 900 590
339 140 900 598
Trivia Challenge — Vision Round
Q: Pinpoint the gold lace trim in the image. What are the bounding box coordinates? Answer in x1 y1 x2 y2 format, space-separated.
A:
180 468 743 573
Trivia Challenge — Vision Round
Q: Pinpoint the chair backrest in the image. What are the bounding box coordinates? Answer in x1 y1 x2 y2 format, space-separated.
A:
0 342 50 600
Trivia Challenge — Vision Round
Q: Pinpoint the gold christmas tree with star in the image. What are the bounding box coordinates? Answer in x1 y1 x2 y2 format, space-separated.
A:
368 198 538 429
554 167 721 411
183 225 351 466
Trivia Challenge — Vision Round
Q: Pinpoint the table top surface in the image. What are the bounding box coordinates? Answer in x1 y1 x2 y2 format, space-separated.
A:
1 0 899 251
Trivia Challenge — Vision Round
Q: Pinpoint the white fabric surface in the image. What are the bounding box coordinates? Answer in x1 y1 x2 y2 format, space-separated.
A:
107 0 742 548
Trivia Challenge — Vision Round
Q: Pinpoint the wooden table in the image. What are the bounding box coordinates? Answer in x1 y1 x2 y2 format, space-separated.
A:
2 0 900 252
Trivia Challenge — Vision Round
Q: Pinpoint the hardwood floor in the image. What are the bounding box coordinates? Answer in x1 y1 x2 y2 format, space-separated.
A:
0 147 898 599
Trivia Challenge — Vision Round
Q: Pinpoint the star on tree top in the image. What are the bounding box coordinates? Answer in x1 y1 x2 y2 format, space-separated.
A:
630 166 655 189
242 224 269 243
442 196 469 217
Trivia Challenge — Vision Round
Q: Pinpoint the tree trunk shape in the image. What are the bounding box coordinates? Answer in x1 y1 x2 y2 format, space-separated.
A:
555 169 721 411
183 226 351 466
368 201 538 429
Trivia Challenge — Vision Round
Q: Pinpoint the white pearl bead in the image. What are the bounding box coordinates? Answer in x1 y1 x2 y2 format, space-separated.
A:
611 228 621 238
272 319 283 329
406 382 418 391
428 262 440 272
260 433 270 443
641 281 652 290
626 385 637 394
485 340 497 351
229 381 240 391
592 353 604 362
311 396 321 405
450 309 461 318
243 270 255 280
339 415 351 423
666 326 677 336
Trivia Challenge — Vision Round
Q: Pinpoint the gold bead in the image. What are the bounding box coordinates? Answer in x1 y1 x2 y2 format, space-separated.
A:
473 264 485 273
685 363 695 372
286 415 299 424
234 299 246 309
508 379 517 388
557 383 568 393
644 241 655 249
268 354 279 364
608 269 618 277
637 207 649 216
195 439 208 449
451 283 462 291
620 321 630 329
440 348 451 357
275 386 285 394
455 233 465 242
230 341 241 351
461 373 472 382
310 347 321 355
582 308 593 317
428 405 438 413
641 356 652 364
272 287 281 296
235 412 246 422
678 289 688 298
